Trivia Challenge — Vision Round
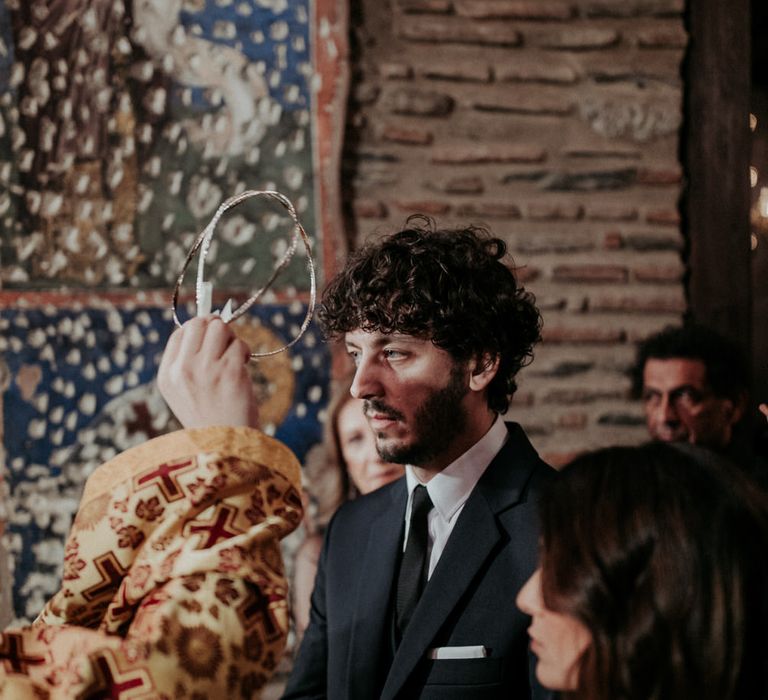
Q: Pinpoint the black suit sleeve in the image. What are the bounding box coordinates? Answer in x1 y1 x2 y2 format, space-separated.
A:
282 519 333 699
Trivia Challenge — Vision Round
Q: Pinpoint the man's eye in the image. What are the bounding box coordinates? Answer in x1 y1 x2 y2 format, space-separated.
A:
383 349 405 359
347 350 360 365
673 388 702 407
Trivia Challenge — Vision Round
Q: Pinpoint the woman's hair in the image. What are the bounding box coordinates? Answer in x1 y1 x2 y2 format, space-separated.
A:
539 442 768 700
302 376 359 530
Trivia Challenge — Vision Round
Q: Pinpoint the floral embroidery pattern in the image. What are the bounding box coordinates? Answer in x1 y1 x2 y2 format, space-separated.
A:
135 497 164 522
0 428 302 697
175 625 224 679
62 540 87 582
116 525 145 549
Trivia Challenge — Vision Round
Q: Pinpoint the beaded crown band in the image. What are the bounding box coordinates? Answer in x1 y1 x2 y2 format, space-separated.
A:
171 190 316 359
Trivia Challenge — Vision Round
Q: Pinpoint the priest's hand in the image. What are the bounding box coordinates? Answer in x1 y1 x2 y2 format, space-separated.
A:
760 403 768 423
158 316 259 429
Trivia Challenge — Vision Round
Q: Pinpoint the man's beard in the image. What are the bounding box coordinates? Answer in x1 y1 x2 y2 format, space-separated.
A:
365 364 469 467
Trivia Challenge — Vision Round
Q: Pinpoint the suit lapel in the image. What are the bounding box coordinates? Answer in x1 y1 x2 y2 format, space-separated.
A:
346 481 407 699
380 423 543 700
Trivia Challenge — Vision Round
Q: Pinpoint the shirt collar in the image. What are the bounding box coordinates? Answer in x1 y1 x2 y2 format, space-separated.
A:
405 415 508 522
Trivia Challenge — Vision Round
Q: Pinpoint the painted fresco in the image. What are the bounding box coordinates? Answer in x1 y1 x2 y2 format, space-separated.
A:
0 0 324 289
0 0 348 622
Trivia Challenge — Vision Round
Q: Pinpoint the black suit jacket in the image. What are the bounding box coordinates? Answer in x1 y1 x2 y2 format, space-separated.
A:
284 422 555 699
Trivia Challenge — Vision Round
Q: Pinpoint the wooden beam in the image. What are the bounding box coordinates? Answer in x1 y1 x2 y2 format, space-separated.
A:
682 0 752 346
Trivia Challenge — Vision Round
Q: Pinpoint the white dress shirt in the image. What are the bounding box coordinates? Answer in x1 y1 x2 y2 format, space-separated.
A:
403 415 509 579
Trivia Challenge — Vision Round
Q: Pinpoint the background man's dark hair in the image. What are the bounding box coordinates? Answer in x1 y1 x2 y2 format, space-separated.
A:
630 323 749 401
318 215 542 413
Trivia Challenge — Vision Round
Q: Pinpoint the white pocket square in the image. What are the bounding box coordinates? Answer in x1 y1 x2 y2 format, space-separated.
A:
428 645 488 659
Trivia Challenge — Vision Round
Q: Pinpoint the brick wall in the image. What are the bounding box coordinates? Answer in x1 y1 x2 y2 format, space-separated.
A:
341 0 687 464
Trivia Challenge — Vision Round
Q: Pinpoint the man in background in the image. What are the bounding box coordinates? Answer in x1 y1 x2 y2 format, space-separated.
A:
631 323 767 484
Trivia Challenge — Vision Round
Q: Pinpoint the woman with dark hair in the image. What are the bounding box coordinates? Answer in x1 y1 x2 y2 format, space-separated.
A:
516 442 768 700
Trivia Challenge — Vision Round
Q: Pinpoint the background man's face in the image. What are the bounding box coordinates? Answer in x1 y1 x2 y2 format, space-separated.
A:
641 358 740 448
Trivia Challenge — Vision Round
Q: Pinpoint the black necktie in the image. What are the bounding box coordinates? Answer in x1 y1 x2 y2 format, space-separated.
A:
396 484 433 636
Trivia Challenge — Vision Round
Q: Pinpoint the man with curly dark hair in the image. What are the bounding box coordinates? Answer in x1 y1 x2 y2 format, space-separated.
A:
285 216 555 699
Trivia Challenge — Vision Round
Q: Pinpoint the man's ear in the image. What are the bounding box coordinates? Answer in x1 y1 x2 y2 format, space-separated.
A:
468 353 500 392
724 390 748 426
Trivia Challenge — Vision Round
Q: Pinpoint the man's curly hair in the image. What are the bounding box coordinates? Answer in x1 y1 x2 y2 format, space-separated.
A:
318 216 542 413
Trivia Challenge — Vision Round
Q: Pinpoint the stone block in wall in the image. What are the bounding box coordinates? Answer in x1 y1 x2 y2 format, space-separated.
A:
584 57 683 88
603 232 624 249
645 208 681 226
529 360 595 377
383 87 455 116
552 264 628 283
500 170 551 184
511 390 536 407
427 176 485 194
420 61 493 83
454 1 575 20
392 199 452 215
357 149 401 163
589 292 686 314
515 233 595 254
396 0 452 13
380 124 434 145
352 82 382 104
351 164 401 187
563 145 642 159
526 202 583 220
470 92 574 116
432 143 546 164
541 168 637 191
535 295 570 312
582 0 684 18
604 230 682 251
530 28 621 50
587 205 639 221
543 387 627 404
636 166 683 185
519 420 555 437
597 412 645 426
495 56 580 84
398 17 523 46
353 200 389 219
542 325 626 343
557 412 589 429
454 202 522 219
578 96 682 142
380 63 414 80
633 261 685 283
635 25 688 49
514 266 542 283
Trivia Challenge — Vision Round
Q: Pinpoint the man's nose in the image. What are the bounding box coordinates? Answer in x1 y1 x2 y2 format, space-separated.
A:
350 355 382 400
657 395 679 423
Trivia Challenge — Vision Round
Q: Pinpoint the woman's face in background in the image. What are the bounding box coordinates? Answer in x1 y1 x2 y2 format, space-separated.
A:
516 568 592 692
337 397 405 494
